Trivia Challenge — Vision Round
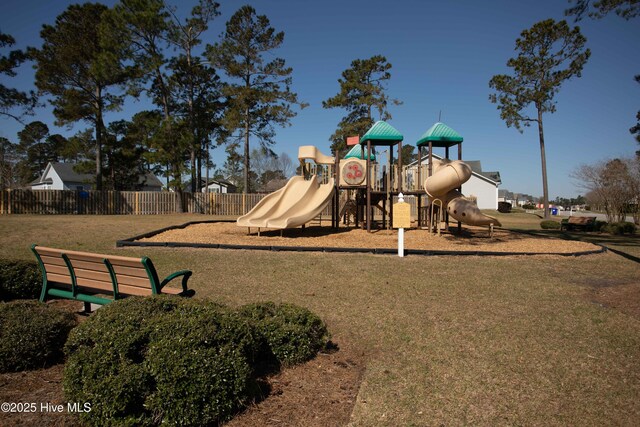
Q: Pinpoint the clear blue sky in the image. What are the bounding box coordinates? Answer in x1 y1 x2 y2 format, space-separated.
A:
1 0 638 198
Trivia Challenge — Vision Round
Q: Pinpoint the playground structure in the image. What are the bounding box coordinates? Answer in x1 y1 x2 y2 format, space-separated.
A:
237 121 500 234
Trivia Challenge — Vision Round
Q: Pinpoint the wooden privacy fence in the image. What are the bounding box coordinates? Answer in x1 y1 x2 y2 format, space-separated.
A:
0 189 265 215
0 189 420 218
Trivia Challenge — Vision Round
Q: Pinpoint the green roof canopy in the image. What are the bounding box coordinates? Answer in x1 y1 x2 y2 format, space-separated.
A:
360 121 403 146
344 144 376 160
416 122 463 148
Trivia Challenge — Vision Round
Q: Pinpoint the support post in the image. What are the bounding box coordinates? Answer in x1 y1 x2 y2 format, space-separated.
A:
427 142 433 231
398 192 405 257
366 141 372 233
458 142 462 233
397 140 403 193
417 146 423 226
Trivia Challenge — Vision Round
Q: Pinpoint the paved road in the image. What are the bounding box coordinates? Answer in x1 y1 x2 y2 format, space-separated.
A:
556 210 635 222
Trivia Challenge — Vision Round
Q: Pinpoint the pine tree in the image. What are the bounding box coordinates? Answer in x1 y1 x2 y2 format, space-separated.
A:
565 0 639 20
489 19 590 218
33 3 129 190
0 32 37 123
206 5 304 193
322 55 401 155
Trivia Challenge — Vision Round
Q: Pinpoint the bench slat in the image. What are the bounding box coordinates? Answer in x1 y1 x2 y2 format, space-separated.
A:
40 255 67 267
46 264 154 291
114 274 155 288
43 263 112 286
46 272 73 285
66 253 142 269
37 246 143 268
111 265 149 278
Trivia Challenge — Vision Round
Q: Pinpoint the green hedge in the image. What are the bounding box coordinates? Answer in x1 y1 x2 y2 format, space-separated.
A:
0 259 41 301
64 296 259 426
540 220 561 230
603 222 637 235
64 297 330 426
0 300 77 373
240 302 330 367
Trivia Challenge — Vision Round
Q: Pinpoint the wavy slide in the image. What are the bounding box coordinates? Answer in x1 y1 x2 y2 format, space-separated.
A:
424 158 501 227
237 176 335 229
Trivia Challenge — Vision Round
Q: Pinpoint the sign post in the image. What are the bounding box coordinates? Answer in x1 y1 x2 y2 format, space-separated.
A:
393 193 410 257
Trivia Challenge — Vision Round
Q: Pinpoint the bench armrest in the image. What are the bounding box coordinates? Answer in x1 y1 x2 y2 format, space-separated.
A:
159 270 194 296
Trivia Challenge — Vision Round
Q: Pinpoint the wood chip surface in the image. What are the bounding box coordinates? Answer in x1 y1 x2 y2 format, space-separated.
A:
138 222 601 254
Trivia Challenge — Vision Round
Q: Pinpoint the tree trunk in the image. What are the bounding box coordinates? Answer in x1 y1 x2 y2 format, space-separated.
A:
244 106 250 194
537 109 550 219
187 47 197 194
155 66 183 213
95 87 103 191
190 146 197 193
196 130 202 192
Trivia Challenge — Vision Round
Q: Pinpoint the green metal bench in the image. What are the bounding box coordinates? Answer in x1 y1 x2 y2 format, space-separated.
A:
32 244 194 312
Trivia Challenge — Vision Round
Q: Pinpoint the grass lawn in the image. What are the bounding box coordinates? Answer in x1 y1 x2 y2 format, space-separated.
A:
1 214 639 425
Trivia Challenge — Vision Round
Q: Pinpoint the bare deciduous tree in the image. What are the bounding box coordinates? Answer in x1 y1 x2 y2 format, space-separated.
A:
573 156 639 223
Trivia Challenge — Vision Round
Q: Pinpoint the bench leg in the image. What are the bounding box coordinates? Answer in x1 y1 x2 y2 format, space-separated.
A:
83 301 92 313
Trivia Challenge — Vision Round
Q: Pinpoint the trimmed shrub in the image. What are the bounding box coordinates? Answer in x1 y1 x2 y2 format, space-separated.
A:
603 222 637 235
522 203 536 210
64 296 259 426
620 222 637 234
540 220 561 230
0 300 77 373
0 259 41 301
594 220 608 232
497 201 512 213
240 302 330 367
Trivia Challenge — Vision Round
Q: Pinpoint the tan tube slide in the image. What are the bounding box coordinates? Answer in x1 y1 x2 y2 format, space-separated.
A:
424 158 501 227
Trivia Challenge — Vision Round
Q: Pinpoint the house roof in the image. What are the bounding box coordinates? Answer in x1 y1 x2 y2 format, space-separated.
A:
48 162 94 183
138 172 163 187
360 121 403 146
416 122 463 148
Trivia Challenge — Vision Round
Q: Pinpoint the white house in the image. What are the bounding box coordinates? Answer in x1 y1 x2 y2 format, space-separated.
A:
183 178 237 193
30 162 163 191
408 155 501 210
201 179 236 193
30 163 93 190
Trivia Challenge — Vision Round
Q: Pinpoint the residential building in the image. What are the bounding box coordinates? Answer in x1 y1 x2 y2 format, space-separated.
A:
30 162 163 191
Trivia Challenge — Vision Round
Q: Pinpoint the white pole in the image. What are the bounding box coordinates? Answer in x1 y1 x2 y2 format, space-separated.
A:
398 192 405 257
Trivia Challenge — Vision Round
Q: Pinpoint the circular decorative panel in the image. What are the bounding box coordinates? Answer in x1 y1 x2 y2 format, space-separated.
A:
342 161 365 185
